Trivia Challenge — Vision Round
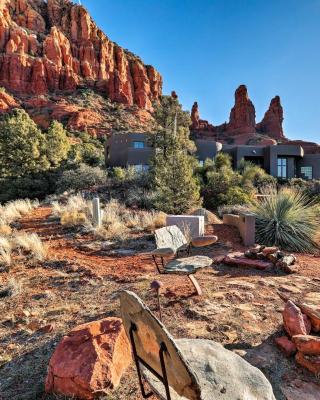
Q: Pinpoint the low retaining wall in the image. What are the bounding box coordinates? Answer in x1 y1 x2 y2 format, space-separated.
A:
223 213 256 246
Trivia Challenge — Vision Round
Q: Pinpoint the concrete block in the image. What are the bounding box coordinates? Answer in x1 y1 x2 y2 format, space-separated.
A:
223 213 255 246
166 215 204 239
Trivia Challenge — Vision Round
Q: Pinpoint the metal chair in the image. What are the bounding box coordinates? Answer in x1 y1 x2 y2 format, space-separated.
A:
120 291 276 400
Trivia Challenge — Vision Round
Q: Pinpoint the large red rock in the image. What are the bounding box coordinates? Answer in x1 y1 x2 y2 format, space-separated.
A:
227 85 256 135
293 335 320 355
283 300 311 337
45 318 132 399
0 0 162 110
256 96 284 140
275 336 297 357
223 252 273 270
295 351 320 376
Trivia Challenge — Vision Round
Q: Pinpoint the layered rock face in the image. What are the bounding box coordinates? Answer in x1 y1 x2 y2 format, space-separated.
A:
191 85 286 143
0 0 162 110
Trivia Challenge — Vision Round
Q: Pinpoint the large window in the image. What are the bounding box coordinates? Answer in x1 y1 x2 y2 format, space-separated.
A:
301 166 313 180
277 158 287 179
133 164 149 173
133 141 145 149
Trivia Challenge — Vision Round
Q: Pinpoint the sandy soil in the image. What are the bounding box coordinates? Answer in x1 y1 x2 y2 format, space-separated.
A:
0 206 320 399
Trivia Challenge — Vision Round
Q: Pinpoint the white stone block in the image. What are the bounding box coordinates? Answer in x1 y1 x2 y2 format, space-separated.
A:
166 215 204 239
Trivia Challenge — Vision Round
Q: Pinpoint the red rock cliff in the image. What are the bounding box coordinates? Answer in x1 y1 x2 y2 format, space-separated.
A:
0 0 162 110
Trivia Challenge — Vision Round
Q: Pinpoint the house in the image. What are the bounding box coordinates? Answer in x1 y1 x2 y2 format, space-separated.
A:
105 132 320 180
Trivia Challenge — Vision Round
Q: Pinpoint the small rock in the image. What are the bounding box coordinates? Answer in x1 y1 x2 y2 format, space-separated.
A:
275 336 297 357
281 379 320 400
38 324 54 334
292 335 320 355
295 351 320 376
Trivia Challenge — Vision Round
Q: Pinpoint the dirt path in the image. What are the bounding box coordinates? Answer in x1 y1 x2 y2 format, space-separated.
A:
1 206 320 399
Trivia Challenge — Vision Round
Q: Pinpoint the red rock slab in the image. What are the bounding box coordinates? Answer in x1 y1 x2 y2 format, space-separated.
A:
293 335 320 355
223 253 273 270
45 317 131 399
295 351 320 376
281 378 320 400
192 235 218 247
299 303 320 333
275 336 297 357
283 300 311 337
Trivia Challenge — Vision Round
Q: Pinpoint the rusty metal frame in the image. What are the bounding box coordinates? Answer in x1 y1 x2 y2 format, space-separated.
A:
129 323 172 400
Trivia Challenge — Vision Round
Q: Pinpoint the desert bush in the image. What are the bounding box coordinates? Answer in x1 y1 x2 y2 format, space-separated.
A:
14 232 48 262
0 199 38 226
56 164 107 193
0 236 12 270
52 194 93 227
252 186 319 252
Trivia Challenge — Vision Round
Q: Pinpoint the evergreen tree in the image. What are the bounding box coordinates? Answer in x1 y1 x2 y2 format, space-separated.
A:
151 95 201 213
46 121 70 167
0 109 50 177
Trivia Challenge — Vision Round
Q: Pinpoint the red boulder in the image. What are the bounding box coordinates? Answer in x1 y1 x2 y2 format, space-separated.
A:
45 318 131 399
283 300 311 337
292 335 320 356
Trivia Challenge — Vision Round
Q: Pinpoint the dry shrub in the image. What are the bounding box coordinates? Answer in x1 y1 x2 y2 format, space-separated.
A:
0 225 12 236
0 199 38 226
53 195 92 227
14 233 48 262
60 211 88 227
0 236 12 270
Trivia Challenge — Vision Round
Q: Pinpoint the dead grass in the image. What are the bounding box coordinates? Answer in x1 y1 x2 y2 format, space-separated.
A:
53 196 166 240
0 199 39 226
14 233 48 262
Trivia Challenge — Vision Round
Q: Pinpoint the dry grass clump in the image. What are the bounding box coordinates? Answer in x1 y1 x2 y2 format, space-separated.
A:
0 236 12 270
52 195 92 227
0 199 38 226
14 233 48 262
0 225 12 236
53 196 166 240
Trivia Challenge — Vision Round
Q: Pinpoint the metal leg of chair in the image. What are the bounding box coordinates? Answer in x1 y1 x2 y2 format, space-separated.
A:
152 255 162 274
129 324 153 399
159 342 172 400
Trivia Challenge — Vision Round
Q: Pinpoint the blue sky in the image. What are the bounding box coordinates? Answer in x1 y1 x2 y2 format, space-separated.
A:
81 0 320 143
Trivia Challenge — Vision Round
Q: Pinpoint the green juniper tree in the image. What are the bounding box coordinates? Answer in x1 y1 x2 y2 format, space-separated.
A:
0 109 50 177
150 95 201 214
45 121 70 167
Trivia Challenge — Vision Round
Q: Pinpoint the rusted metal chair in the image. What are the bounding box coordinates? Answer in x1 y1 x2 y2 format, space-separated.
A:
120 291 276 400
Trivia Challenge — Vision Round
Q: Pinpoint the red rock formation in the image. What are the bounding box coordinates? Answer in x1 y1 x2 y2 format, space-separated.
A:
190 86 287 145
191 101 200 129
256 96 284 140
0 0 162 110
227 85 256 134
45 317 131 399
0 89 18 112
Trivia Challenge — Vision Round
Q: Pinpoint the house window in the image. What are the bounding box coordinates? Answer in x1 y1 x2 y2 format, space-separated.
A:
277 158 287 179
133 141 145 149
133 164 149 173
199 160 204 167
301 166 313 180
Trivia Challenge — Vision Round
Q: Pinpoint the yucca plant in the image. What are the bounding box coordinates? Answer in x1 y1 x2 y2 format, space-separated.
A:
251 186 319 252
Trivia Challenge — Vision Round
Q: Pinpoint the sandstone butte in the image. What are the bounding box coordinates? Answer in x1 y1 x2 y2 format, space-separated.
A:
190 85 320 152
0 0 162 109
